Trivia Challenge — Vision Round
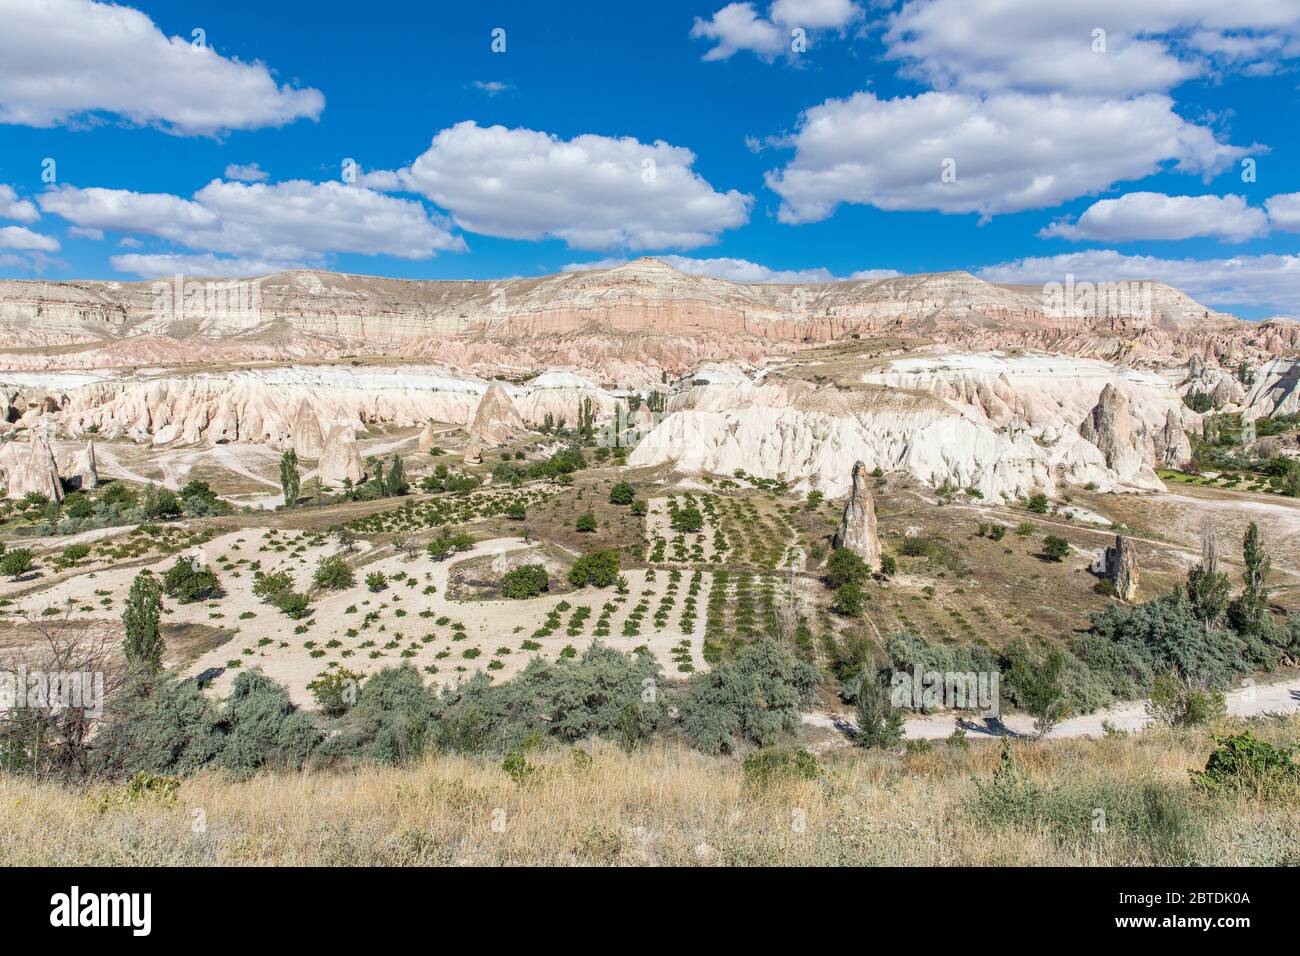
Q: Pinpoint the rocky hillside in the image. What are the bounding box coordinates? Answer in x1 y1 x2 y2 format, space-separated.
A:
1 258 1295 374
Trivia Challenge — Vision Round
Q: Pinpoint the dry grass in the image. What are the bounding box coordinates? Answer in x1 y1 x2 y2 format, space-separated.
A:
2 717 1297 866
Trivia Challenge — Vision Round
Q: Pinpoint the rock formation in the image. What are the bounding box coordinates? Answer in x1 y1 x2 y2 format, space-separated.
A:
1153 408 1192 468
3 433 63 501
290 400 325 459
417 420 439 452
68 440 98 491
318 426 363 488
1093 535 1139 602
467 382 525 448
463 440 483 465
832 461 880 566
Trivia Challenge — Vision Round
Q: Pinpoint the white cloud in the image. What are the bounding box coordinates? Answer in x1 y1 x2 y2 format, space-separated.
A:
562 254 898 283
471 81 514 96
691 0 861 61
0 225 59 252
394 121 751 251
0 0 324 135
40 179 464 265
0 184 39 223
223 163 269 182
67 226 105 240
977 248 1300 313
765 90 1248 223
109 252 292 278
1265 192 1300 232
1040 192 1269 242
883 0 1300 97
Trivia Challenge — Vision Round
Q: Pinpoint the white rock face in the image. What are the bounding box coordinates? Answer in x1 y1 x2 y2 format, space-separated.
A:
290 400 325 459
318 426 363 488
630 352 1192 498
67 440 98 491
467 382 525 447
0 364 618 449
1 433 63 500
1243 358 1300 418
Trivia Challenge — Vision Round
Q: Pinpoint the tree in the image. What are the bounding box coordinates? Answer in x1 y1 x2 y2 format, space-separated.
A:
1042 535 1070 561
854 670 904 749
313 554 355 591
608 482 635 505
575 511 597 532
832 581 868 616
122 570 164 672
384 455 409 496
1005 645 1070 739
1187 519 1231 629
500 564 549 599
1027 492 1049 514
670 502 703 533
1228 521 1271 634
279 449 301 507
0 548 34 580
879 554 897 578
569 549 621 588
161 557 222 604
824 547 869 589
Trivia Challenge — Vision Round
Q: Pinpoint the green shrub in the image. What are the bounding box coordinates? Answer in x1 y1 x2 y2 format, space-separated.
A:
1191 731 1300 795
575 511 597 533
365 571 388 592
500 564 549 599
608 482 635 505
568 549 620 588
741 748 820 788
680 638 819 755
313 554 355 590
824 547 869 589
161 557 222 603
307 667 363 717
1042 535 1070 561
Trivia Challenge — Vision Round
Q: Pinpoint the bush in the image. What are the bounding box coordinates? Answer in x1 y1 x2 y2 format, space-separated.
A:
1146 671 1226 727
670 503 703 533
878 554 897 578
161 557 222 603
365 571 388 592
216 671 321 778
1042 535 1070 561
0 548 34 579
313 554 355 591
1191 730 1300 795
824 547 869 589
832 581 867 616
608 482 635 505
575 511 597 533
741 748 820 788
324 665 438 764
568 549 620 588
253 570 293 603
307 667 363 717
500 564 549 599
1027 492 1050 514
92 677 226 777
680 638 820 755
274 590 312 620
630 499 648 517
853 670 904 749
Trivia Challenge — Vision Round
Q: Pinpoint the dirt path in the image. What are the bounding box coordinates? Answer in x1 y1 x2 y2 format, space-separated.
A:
804 674 1300 743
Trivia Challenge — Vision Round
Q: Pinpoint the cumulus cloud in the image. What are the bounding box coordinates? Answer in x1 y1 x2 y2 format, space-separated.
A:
883 0 1300 97
1040 192 1269 243
0 0 324 135
691 0 862 61
393 121 751 251
108 252 292 278
223 163 269 182
562 254 898 283
0 226 59 252
977 248 1300 314
765 90 1248 224
39 179 464 267
0 184 39 223
1265 192 1300 232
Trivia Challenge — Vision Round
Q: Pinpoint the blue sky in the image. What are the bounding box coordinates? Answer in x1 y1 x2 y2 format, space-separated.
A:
2 0 1300 319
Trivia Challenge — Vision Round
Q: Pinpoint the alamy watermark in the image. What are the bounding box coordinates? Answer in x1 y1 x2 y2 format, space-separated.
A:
1042 274 1153 323
150 274 263 323
0 665 105 718
890 665 1000 715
